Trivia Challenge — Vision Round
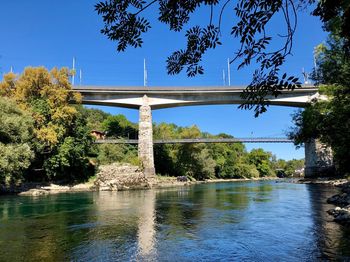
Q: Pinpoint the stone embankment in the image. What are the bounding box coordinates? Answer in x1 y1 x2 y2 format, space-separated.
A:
94 163 150 191
327 181 350 226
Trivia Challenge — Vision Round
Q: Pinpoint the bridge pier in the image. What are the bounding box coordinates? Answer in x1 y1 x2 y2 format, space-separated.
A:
305 139 334 177
138 95 155 177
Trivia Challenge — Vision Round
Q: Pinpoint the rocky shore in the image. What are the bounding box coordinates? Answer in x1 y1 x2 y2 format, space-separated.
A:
299 178 350 226
327 181 350 226
2 163 279 196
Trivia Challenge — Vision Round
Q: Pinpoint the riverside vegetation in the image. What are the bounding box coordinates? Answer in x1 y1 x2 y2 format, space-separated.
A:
0 67 304 190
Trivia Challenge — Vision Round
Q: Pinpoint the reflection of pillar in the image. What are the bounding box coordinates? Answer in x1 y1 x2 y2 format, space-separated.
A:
305 138 334 177
138 95 155 177
137 190 156 257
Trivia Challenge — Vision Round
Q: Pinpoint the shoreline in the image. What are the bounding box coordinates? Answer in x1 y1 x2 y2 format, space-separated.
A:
2 176 280 196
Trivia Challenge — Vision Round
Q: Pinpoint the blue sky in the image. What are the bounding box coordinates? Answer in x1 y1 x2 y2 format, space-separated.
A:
0 1 327 160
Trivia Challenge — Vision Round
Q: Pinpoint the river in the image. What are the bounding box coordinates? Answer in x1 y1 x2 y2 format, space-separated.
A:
0 180 350 261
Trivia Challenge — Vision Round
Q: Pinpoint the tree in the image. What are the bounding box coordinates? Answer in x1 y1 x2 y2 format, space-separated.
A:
0 67 94 181
312 0 350 51
94 1 350 116
96 144 139 165
247 148 275 177
102 114 138 138
79 106 111 131
0 98 34 184
289 28 350 175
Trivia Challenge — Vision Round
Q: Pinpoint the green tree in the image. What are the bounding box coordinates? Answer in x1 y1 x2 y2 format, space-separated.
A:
79 106 111 131
231 163 260 179
97 144 139 165
289 29 350 175
284 159 304 176
0 67 94 181
247 148 275 177
0 98 34 183
102 114 138 138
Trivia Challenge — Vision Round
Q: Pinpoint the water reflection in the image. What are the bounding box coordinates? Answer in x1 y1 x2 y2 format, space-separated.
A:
137 190 156 257
0 181 350 261
306 184 350 260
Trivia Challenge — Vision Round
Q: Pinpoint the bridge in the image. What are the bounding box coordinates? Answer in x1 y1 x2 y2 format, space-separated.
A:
74 86 319 109
73 86 332 178
95 138 293 144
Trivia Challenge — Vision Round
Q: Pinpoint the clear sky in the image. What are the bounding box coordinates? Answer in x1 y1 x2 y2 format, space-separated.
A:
0 0 327 160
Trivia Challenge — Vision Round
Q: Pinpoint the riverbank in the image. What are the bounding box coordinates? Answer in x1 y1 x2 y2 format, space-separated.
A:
4 176 279 196
298 177 350 226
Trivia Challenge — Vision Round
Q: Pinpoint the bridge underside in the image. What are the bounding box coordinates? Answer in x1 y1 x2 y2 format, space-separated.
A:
74 86 319 109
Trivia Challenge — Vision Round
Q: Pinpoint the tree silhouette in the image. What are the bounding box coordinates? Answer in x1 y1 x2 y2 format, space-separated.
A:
95 0 348 116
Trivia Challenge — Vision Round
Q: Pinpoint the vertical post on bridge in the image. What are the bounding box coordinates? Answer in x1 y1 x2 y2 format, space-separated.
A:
138 95 155 177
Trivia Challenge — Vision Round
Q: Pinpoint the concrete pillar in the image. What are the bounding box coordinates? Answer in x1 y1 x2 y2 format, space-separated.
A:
138 95 155 177
304 138 334 177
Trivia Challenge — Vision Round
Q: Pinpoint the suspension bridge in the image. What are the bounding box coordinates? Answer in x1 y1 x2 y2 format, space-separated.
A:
94 137 293 144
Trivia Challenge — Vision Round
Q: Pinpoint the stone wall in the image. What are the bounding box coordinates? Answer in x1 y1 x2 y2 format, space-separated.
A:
94 163 150 191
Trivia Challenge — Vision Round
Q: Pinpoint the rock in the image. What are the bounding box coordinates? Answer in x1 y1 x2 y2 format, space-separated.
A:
19 189 50 196
327 192 350 206
177 176 188 182
328 206 350 226
94 163 150 191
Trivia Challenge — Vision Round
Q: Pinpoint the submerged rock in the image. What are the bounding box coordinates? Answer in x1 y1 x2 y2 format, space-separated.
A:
19 189 50 196
95 163 150 191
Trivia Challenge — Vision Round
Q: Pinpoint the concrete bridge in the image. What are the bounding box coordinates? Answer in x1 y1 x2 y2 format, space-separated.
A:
73 86 333 178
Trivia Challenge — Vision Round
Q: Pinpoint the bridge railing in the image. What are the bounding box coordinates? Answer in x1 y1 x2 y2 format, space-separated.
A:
94 137 293 144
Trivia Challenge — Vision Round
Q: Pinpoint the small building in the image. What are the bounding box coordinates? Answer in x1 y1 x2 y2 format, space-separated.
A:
91 130 106 140
294 168 305 177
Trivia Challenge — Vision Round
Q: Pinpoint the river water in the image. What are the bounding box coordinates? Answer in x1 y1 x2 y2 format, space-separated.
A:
0 180 350 261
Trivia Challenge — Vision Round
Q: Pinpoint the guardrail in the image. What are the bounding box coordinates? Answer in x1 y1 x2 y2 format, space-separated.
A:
94 138 293 144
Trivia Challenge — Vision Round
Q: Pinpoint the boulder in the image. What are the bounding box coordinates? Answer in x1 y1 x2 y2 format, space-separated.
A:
328 206 350 226
177 176 188 182
327 192 350 207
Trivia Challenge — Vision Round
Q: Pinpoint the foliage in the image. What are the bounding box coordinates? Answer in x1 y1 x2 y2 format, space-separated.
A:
102 114 138 138
97 144 139 165
312 0 350 50
176 144 216 180
153 122 279 180
0 98 34 183
289 30 350 175
0 67 94 182
284 159 304 176
79 106 110 131
232 163 260 179
95 0 309 116
247 148 275 177
43 114 95 181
